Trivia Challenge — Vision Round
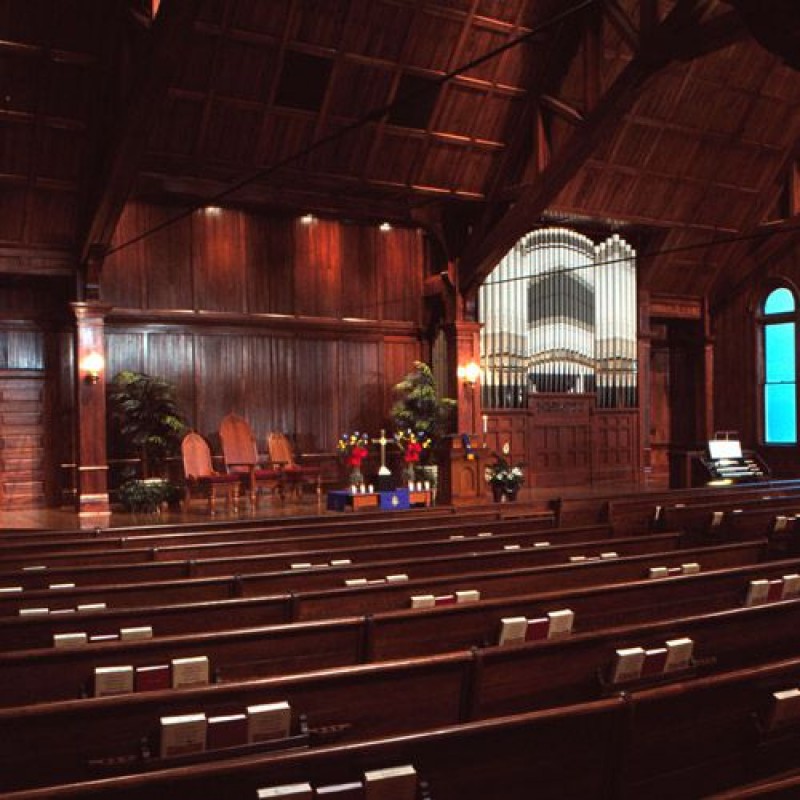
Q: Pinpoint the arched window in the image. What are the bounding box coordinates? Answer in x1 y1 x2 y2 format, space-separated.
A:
761 286 797 444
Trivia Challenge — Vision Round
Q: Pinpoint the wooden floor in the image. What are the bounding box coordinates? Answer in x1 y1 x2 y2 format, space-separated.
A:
0 482 653 532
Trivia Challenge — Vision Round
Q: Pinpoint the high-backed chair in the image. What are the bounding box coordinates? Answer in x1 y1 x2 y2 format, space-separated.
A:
181 431 241 513
267 432 322 497
219 413 283 505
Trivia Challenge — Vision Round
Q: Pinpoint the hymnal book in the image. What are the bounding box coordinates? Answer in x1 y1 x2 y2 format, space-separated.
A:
503 544 521 551
766 688 800 729
49 583 75 590
648 567 669 579
547 609 575 639
710 510 724 528
50 608 75 615
345 578 368 587
330 559 352 566
206 713 248 749
681 563 701 575
610 647 646 683
569 555 586 563
641 647 668 676
455 590 480 604
774 516 789 533
434 594 456 606
367 579 386 585
94 665 134 697
667 567 682 576
386 574 409 583
477 532 493 537
653 505 663 521
664 637 694 672
159 713 207 758
89 634 119 643
746 580 770 606
0 586 22 593
290 563 312 570
22 565 47 572
246 700 292 743
600 552 618 559
534 541 551 548
53 632 88 648
783 574 800 599
498 616 528 646
525 617 550 642
315 781 364 798
171 655 209 688
410 595 435 609
77 603 106 612
257 784 313 799
449 535 465 540
120 626 153 641
19 607 49 616
767 579 785 602
364 765 417 800
135 664 170 692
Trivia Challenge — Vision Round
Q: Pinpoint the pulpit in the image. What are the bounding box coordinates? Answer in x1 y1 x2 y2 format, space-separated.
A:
437 434 490 504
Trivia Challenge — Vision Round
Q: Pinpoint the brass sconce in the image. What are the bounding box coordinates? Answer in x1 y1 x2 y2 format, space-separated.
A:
457 361 481 387
81 352 105 385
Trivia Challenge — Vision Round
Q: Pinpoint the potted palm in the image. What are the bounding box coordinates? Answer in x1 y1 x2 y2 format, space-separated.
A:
107 371 188 500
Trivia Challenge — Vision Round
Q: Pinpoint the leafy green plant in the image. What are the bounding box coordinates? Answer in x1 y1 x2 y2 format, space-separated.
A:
117 478 176 513
108 371 187 477
390 361 455 456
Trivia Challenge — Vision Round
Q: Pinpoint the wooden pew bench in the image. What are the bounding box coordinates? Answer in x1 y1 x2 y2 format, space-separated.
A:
0 529 684 596
0 539 772 707
0 538 766 651
0 520 611 576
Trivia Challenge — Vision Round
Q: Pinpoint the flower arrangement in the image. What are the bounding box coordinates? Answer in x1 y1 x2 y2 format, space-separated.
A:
337 431 370 468
395 429 431 482
395 429 431 464
484 443 524 492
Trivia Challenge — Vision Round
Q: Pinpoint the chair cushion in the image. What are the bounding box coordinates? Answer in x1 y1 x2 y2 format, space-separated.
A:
196 473 240 485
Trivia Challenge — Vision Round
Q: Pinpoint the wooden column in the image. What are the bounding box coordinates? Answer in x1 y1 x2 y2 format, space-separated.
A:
72 302 112 515
438 320 488 504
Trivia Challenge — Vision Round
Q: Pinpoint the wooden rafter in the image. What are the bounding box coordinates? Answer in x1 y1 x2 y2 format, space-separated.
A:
458 0 746 294
77 0 203 268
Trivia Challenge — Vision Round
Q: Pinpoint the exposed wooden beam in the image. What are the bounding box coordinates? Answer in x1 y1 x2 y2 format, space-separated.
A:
77 0 203 269
458 0 744 293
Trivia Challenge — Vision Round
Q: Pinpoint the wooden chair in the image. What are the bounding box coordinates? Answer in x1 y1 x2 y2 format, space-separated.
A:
267 432 322 498
180 431 241 513
219 413 283 505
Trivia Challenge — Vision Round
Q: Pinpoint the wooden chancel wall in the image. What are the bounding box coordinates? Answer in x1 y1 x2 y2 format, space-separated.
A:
101 203 425 457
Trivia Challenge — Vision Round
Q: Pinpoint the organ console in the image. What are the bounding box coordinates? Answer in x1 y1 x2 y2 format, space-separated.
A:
699 439 769 485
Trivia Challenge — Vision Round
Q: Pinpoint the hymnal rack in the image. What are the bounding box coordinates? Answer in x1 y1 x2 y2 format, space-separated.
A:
596 656 716 696
88 715 309 777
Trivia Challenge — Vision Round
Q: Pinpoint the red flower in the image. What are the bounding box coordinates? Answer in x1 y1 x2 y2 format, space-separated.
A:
346 445 368 467
404 441 422 463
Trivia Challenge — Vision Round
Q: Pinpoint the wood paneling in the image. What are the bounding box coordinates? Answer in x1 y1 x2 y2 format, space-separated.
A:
192 210 248 312
0 374 45 508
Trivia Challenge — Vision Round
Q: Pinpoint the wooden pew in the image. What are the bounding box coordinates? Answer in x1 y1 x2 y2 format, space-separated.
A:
10 598 800 794
0 539 766 651
0 697 629 799
0 529 684 596
0 520 611 574
559 480 800 532
0 539 770 706
0 509 555 562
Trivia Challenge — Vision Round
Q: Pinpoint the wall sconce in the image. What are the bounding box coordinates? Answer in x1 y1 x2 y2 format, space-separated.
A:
457 361 481 387
81 352 105 385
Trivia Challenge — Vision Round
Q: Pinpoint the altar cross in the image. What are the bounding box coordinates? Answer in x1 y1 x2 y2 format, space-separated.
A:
371 428 392 476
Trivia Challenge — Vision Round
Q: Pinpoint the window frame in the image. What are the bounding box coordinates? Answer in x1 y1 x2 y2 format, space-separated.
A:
758 283 799 446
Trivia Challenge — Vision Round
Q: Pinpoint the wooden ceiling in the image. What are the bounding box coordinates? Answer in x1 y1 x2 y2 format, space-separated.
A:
0 0 799 300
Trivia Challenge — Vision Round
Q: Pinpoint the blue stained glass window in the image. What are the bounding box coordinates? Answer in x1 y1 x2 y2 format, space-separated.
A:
765 287 795 315
762 288 797 445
